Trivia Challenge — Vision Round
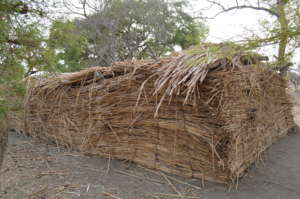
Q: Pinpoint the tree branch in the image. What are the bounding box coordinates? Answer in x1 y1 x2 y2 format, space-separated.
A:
81 0 88 18
207 0 225 10
6 39 22 45
289 68 300 73
207 0 279 18
3 37 41 48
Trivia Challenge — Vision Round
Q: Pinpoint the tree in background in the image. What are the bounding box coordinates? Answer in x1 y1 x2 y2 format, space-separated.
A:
203 0 300 76
46 20 90 72
61 0 208 66
0 0 53 79
287 71 300 89
0 0 51 119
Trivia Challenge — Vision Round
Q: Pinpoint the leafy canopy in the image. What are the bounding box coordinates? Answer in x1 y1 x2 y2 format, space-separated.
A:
56 0 208 67
0 0 49 119
46 20 89 72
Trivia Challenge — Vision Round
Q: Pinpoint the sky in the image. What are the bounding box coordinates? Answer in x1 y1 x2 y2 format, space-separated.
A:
190 1 269 42
189 0 300 67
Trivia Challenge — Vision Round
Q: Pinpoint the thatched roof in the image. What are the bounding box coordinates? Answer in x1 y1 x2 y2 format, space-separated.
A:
29 43 270 116
30 43 268 101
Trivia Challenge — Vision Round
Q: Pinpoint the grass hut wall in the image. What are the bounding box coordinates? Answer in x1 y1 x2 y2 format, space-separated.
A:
24 44 296 184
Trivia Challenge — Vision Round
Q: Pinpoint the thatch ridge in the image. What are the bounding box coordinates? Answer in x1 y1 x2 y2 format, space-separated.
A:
31 43 267 111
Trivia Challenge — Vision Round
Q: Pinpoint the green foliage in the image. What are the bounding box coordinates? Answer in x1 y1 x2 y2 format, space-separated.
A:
0 99 8 120
174 23 207 49
0 81 25 121
46 20 89 72
187 42 244 57
0 0 48 122
248 0 300 74
185 42 248 67
72 0 207 65
0 1 47 78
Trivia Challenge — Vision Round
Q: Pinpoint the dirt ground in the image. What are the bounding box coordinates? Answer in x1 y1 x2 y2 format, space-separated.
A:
1 92 300 199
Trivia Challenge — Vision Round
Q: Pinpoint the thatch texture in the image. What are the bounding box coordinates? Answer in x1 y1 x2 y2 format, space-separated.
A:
7 103 24 132
24 44 296 183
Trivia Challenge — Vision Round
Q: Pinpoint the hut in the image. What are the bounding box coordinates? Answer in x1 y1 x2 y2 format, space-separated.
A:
24 43 296 184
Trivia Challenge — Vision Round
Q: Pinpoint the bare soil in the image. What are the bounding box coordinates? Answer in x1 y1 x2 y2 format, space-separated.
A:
1 92 300 199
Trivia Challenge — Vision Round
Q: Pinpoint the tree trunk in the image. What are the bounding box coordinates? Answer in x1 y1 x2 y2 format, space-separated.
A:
277 0 289 76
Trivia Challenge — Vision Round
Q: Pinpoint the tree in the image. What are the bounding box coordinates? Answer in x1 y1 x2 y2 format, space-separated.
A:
202 0 300 76
0 0 58 78
46 19 90 72
63 0 208 66
0 0 50 119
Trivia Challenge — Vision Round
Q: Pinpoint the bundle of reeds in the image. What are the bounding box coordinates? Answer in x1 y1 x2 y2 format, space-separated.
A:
24 43 296 183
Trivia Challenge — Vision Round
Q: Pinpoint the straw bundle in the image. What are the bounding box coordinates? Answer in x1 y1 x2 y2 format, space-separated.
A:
24 43 296 183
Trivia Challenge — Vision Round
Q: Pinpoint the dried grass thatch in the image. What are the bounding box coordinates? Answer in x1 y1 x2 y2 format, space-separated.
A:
24 43 296 184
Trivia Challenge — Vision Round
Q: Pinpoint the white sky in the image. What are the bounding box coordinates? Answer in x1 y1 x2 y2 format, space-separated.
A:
190 0 300 66
206 10 268 42
189 1 268 42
